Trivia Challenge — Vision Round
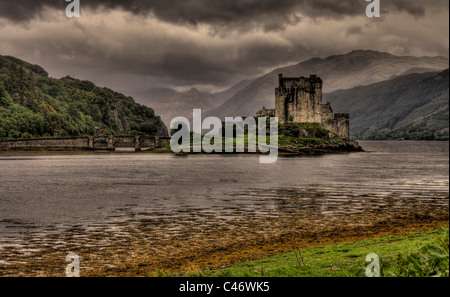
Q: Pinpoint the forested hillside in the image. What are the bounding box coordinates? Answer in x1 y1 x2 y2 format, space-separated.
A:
0 55 168 139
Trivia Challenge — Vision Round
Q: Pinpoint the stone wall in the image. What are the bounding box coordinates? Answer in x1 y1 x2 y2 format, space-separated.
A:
0 137 89 150
275 74 323 124
323 113 350 139
321 102 334 121
0 136 171 151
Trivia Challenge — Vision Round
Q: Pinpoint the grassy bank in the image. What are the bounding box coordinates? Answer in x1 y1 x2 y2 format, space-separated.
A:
178 228 449 277
158 122 362 153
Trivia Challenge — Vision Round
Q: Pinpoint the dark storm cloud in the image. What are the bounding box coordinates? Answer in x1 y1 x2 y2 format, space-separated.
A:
0 0 448 95
390 0 426 17
0 0 438 26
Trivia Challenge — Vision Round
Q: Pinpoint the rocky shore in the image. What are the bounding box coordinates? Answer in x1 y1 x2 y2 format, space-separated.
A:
0 185 447 277
279 139 364 154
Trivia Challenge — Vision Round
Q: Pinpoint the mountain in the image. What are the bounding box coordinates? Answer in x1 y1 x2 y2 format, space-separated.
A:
149 87 215 126
397 67 440 77
211 79 254 104
323 69 449 140
149 79 253 127
135 88 179 105
206 50 449 119
0 55 168 139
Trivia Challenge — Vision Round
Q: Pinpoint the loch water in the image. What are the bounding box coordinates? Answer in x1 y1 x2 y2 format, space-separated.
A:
0 141 448 250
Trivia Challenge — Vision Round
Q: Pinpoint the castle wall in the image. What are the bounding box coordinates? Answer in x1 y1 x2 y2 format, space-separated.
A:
268 73 351 140
321 102 334 121
323 114 350 139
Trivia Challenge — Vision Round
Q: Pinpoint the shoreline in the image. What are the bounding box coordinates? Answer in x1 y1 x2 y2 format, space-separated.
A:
100 216 449 277
5 138 449 157
1 216 447 277
0 205 447 277
0 144 364 156
200 227 449 277
0 132 364 155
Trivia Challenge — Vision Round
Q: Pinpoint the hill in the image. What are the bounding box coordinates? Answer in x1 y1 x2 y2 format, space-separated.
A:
206 50 449 119
148 79 253 127
135 88 179 105
324 69 449 140
0 55 168 139
149 87 215 126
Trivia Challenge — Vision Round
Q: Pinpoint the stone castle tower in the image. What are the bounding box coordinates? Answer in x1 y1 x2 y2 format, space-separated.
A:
275 74 323 124
256 74 350 139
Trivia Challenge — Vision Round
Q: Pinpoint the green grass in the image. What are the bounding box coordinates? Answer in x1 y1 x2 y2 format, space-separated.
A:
184 228 449 277
278 135 331 147
166 122 346 152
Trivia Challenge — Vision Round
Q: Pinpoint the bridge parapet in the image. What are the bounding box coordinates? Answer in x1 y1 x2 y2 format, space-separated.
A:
0 136 171 151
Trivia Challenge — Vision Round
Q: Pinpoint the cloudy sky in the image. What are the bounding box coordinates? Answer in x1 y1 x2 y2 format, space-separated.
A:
0 0 448 98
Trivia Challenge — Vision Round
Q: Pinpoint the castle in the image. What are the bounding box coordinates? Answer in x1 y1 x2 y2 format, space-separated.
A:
256 74 350 139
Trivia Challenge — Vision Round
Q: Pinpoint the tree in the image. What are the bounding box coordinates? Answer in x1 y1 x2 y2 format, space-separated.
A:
0 85 12 106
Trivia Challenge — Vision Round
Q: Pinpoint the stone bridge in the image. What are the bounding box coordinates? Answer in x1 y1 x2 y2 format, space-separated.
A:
0 135 171 151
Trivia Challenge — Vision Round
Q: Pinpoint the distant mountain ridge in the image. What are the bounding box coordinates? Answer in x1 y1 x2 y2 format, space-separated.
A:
324 69 449 140
137 88 179 105
205 50 449 119
146 79 253 126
